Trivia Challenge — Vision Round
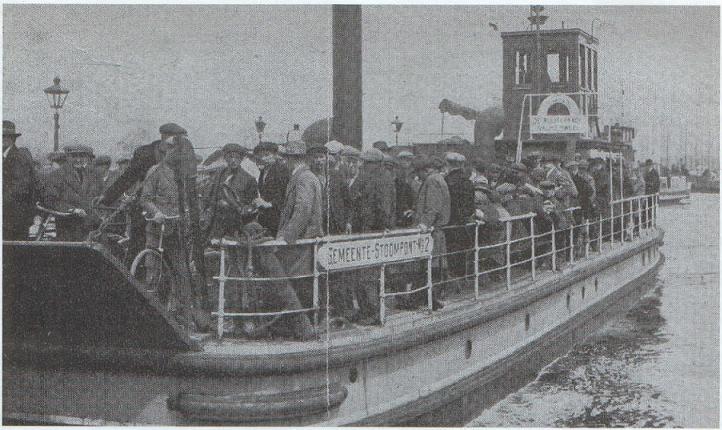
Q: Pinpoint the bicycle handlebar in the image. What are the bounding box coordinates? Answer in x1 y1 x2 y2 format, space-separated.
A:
142 212 182 222
36 202 73 217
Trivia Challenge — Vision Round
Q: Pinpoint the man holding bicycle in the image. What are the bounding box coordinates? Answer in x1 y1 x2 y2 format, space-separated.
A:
139 137 195 331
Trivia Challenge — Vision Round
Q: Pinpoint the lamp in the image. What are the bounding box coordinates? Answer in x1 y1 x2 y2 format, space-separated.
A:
43 76 69 152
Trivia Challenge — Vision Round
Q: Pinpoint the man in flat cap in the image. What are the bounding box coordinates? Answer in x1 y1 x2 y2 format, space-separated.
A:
410 155 450 310
444 152 475 281
643 159 659 229
139 136 196 331
308 145 351 235
347 147 396 324
3 120 40 240
254 141 290 237
544 155 578 207
339 144 361 186
43 144 103 241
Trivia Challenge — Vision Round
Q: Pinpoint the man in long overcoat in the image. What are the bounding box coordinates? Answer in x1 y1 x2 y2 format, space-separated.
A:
3 121 39 240
349 148 396 233
443 152 475 280
413 155 450 309
43 145 103 241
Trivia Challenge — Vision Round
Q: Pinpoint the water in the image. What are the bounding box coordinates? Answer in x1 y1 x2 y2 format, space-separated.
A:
469 194 719 428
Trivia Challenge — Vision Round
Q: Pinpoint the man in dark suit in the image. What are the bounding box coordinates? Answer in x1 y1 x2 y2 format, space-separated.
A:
643 159 660 228
44 145 103 241
254 141 289 237
2 121 39 240
99 139 160 266
443 152 475 280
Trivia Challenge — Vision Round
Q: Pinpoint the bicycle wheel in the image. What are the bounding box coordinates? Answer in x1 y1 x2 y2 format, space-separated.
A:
130 248 172 304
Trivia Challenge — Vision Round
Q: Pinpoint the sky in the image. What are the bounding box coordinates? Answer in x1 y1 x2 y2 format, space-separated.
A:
3 5 719 169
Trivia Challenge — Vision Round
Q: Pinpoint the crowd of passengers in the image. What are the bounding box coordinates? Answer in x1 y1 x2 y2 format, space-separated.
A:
3 119 661 339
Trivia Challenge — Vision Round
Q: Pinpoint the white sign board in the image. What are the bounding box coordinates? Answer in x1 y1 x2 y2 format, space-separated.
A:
317 233 434 270
530 115 586 134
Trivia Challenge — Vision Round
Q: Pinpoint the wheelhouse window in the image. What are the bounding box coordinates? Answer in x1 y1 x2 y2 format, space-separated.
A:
579 44 586 88
515 51 529 85
546 53 560 83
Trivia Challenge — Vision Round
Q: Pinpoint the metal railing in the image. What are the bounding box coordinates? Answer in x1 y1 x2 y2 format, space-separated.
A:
210 193 659 338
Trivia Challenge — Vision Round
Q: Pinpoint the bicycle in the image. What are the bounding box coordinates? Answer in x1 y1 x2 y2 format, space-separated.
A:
35 202 74 241
129 213 181 305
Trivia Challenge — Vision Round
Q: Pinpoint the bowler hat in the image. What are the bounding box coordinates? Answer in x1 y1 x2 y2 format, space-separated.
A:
495 183 516 194
280 140 306 156
3 120 21 137
222 143 247 157
159 122 187 135
360 148 384 162
64 144 94 156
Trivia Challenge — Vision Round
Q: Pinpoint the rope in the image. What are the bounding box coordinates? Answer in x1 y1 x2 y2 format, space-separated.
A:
324 108 332 417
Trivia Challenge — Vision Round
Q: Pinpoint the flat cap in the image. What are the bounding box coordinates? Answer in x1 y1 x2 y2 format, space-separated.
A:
578 160 589 169
159 123 187 135
47 151 66 162
64 144 94 156
325 140 344 155
340 145 360 158
118 157 131 165
565 160 579 168
222 143 247 156
397 150 414 159
253 141 279 154
445 152 466 163
472 175 489 186
495 183 516 194
280 140 306 156
93 155 112 166
539 180 556 190
372 141 389 151
3 120 21 137
307 145 328 156
360 148 384 162
645 159 654 165
511 162 527 172
382 153 397 165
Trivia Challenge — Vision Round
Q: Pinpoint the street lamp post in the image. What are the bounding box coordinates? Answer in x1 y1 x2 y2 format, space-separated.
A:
43 76 69 152
391 115 403 146
255 116 266 143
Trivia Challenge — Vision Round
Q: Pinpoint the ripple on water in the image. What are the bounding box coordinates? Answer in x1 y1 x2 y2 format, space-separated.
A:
468 195 719 428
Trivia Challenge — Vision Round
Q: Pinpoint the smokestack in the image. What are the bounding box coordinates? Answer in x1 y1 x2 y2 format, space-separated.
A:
332 5 363 149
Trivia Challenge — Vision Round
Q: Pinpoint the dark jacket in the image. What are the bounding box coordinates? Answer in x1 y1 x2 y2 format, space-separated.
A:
444 168 475 226
258 160 290 236
394 175 415 227
573 172 597 220
3 145 38 240
202 166 259 239
321 169 350 235
350 163 396 233
100 142 157 205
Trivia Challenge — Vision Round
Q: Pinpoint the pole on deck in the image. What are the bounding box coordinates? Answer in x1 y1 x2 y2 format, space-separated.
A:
379 264 386 325
332 5 363 149
530 217 536 280
474 222 480 299
217 245 226 339
505 221 512 288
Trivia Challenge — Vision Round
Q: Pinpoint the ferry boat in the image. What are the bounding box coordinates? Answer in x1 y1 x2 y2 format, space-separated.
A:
3 6 665 426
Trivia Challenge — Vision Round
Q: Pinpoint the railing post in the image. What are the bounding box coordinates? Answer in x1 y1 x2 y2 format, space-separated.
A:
585 218 590 258
217 243 226 339
474 222 480 299
530 217 536 281
427 253 433 312
505 220 512 289
569 221 575 265
654 195 658 228
610 203 615 248
551 223 557 272
598 214 603 252
312 241 319 327
379 264 386 325
637 197 642 239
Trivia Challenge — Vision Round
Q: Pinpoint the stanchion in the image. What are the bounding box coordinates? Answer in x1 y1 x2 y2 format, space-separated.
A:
530 217 536 280
217 244 227 339
505 221 512 289
379 264 386 325
474 222 480 299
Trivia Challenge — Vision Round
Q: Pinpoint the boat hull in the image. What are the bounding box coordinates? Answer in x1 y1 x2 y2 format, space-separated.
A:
3 231 664 426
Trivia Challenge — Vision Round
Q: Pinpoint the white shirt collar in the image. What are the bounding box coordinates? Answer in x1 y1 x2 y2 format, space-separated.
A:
3 145 13 159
